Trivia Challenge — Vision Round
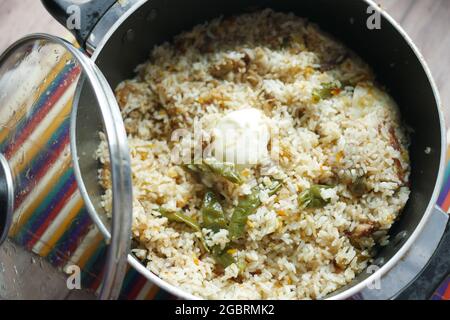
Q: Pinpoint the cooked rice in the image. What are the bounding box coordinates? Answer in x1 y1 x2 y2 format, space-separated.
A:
97 9 410 299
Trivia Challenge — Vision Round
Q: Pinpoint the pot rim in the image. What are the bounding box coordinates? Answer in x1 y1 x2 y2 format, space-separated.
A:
86 0 447 300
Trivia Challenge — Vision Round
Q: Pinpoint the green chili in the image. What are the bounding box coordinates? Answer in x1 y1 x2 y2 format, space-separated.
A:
185 158 243 184
229 180 282 241
158 208 210 253
211 246 236 269
348 176 369 197
201 190 227 231
312 82 341 102
298 184 332 209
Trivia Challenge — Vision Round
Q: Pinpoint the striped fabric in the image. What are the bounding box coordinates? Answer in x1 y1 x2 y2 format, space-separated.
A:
431 275 450 300
437 147 450 213
3 43 449 300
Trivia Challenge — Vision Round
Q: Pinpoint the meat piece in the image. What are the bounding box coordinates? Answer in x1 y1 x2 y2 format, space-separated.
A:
303 28 348 72
389 127 401 152
320 50 348 72
389 126 406 183
351 222 375 238
210 57 247 79
115 83 138 109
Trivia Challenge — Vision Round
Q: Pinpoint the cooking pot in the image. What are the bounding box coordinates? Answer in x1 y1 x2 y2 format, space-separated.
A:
0 0 448 300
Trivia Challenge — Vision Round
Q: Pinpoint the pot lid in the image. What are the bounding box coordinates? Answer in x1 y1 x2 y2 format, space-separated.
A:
0 34 132 299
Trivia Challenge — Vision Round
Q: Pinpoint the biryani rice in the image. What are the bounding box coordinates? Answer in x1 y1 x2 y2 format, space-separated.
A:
97 9 411 299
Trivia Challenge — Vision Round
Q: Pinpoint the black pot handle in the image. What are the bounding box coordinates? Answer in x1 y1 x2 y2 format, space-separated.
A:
41 0 117 48
397 217 450 300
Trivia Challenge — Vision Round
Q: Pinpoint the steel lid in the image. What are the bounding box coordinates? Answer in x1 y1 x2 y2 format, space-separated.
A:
0 34 132 299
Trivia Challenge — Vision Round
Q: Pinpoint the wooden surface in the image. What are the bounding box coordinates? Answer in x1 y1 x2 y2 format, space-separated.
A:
0 0 448 300
0 0 69 50
378 0 450 129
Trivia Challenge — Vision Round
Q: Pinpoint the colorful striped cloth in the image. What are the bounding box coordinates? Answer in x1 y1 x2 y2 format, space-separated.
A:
437 146 450 212
431 276 450 300
2 41 449 300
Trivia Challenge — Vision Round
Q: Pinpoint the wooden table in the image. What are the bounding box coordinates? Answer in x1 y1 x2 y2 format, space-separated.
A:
0 0 448 300
379 0 450 130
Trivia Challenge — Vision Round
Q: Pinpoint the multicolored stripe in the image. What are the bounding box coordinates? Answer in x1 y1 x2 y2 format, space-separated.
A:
0 64 80 157
4 41 448 300
431 275 450 300
437 147 450 212
44 204 91 266
119 267 172 300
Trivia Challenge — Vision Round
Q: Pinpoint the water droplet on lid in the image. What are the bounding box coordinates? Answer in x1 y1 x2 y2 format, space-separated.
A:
392 230 408 247
123 29 136 43
146 9 158 22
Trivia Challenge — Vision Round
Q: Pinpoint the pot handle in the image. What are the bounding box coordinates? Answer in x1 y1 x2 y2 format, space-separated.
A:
0 154 14 246
397 206 450 300
41 0 116 47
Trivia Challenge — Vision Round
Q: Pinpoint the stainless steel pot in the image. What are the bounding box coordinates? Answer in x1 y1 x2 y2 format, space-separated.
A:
0 0 447 300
